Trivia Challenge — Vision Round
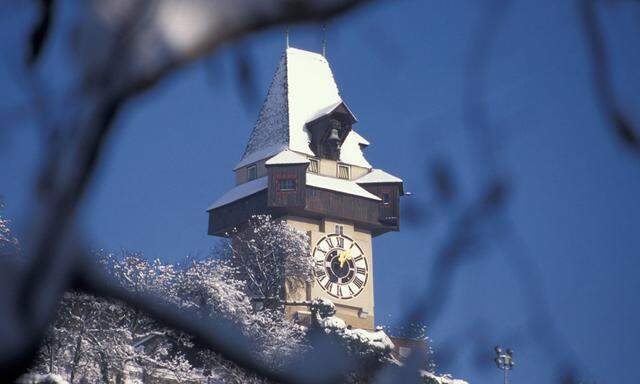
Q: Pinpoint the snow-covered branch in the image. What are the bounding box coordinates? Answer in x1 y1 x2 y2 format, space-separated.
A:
5 1 371 380
225 215 312 305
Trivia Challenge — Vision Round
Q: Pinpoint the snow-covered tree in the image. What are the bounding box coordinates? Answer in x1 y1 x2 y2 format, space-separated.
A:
26 242 462 383
35 291 137 383
223 215 313 307
172 256 307 378
309 298 467 384
31 253 193 383
310 298 395 362
17 373 69 384
29 250 310 383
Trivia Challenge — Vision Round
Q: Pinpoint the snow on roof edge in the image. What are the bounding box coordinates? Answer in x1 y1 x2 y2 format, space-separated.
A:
306 173 381 201
234 145 286 170
286 46 341 158
348 130 370 146
339 130 372 168
356 168 403 184
207 177 268 210
265 150 310 166
306 100 358 125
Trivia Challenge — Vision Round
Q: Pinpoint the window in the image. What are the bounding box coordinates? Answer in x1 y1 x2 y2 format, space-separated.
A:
247 164 257 181
382 192 390 205
278 178 296 191
335 225 344 235
308 158 319 174
337 164 350 180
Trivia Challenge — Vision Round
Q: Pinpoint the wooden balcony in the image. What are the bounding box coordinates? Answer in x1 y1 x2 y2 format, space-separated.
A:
208 165 401 237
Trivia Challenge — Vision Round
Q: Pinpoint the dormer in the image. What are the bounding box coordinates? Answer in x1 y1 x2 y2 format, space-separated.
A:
306 101 357 160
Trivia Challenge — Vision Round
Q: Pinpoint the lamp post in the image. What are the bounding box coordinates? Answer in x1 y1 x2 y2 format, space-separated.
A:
494 346 515 384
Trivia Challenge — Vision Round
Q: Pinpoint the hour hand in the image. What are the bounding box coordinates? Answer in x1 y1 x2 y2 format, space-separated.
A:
338 249 352 268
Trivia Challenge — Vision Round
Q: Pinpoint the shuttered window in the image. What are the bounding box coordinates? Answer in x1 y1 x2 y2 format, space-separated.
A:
247 164 257 181
337 164 350 180
308 158 319 174
278 178 296 191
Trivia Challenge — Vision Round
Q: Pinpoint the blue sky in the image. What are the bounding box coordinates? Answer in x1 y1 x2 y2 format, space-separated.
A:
2 1 640 383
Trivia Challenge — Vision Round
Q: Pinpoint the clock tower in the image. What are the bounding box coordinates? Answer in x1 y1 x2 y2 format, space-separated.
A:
207 47 403 330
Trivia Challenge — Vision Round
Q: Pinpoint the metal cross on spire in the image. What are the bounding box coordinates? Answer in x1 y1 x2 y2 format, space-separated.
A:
322 24 327 57
285 27 290 48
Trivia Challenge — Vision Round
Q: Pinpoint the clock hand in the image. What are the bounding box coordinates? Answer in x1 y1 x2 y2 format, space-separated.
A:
338 249 353 268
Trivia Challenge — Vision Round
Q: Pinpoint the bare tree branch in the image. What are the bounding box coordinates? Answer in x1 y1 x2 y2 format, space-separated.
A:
2 1 374 381
579 0 640 154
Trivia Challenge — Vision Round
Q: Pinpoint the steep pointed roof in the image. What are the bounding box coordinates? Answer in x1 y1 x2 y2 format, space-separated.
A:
235 47 368 170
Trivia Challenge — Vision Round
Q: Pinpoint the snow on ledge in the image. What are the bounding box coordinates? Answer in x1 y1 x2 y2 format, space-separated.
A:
347 129 370 146
356 168 403 184
420 371 469 384
306 100 358 125
306 173 381 201
339 130 372 168
207 177 268 210
234 144 286 170
265 150 310 166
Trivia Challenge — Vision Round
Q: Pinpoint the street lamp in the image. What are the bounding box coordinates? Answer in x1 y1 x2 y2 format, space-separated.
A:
494 346 515 384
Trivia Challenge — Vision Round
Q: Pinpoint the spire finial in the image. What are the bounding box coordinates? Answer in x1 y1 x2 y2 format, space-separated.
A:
321 24 327 57
285 27 290 48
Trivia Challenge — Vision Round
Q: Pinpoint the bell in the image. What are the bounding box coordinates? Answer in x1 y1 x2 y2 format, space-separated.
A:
328 128 340 141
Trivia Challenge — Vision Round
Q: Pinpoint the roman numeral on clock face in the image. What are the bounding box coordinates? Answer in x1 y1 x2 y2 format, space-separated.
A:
313 234 367 299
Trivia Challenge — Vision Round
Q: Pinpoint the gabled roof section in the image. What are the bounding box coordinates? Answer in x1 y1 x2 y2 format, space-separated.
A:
235 47 354 170
356 169 403 184
307 100 357 125
340 130 372 168
265 150 310 166
307 173 381 201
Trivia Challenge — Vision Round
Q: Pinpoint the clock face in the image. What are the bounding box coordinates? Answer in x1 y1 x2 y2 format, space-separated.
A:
312 234 368 299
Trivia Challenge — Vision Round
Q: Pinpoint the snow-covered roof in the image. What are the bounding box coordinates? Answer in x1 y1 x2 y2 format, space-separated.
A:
348 130 370 146
207 177 267 210
265 150 310 166
235 145 286 170
420 371 469 384
340 130 372 168
307 100 357 124
356 169 403 184
306 173 381 201
235 47 371 170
